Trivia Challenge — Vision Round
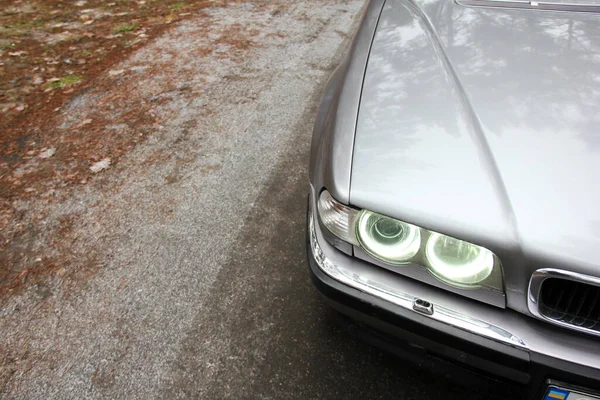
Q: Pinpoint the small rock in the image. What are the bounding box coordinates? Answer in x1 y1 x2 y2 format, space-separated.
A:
109 69 125 76
39 148 56 159
130 65 149 73
33 75 44 85
90 158 111 173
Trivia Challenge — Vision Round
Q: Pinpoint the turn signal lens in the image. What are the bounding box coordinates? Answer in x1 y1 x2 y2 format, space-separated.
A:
317 191 359 245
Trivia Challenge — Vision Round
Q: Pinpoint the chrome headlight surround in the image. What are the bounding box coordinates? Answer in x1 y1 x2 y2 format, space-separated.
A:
317 190 504 292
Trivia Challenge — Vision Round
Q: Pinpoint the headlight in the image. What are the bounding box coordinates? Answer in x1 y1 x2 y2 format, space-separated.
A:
317 190 503 291
425 233 494 285
357 211 421 264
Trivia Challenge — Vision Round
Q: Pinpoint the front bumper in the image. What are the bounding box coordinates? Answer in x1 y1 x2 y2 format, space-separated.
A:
306 192 600 399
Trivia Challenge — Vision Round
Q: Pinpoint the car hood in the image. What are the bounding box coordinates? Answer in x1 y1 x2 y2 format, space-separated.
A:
350 0 600 273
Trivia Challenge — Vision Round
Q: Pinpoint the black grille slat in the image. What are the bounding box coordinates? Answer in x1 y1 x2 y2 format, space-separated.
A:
553 283 566 311
539 277 600 333
573 286 590 326
561 284 578 321
582 287 597 320
590 293 600 330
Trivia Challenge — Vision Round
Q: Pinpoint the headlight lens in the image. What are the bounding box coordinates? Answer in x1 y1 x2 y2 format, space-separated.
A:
357 211 420 264
425 233 494 285
316 190 503 291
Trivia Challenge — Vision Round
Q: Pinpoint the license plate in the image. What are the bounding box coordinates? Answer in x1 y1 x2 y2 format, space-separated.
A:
544 385 600 400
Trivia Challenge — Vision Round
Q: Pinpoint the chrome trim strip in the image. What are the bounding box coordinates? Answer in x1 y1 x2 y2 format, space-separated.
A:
528 268 600 338
309 213 528 349
353 247 507 309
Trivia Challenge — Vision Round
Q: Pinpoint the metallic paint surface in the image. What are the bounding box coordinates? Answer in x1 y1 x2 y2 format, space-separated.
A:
309 0 386 205
348 0 600 315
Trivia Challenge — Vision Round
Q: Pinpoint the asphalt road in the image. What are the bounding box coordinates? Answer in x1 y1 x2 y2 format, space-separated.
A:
2 1 496 398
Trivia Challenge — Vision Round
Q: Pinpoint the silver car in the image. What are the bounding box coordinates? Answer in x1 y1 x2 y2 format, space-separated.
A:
307 0 600 398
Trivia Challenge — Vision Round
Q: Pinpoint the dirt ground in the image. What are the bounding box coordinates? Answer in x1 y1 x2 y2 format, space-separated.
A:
0 0 268 296
0 0 365 396
1 0 283 391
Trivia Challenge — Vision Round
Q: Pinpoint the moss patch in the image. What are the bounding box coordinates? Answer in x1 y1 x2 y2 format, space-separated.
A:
113 24 137 34
46 75 82 88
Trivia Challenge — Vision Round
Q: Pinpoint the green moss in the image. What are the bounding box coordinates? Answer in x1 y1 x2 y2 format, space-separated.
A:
46 75 82 89
169 2 185 9
113 24 137 34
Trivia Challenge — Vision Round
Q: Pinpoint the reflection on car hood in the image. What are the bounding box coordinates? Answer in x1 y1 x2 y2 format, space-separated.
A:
350 0 600 271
